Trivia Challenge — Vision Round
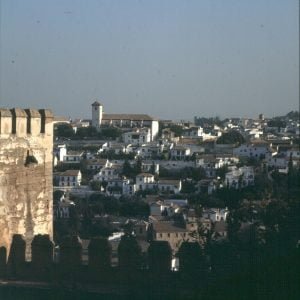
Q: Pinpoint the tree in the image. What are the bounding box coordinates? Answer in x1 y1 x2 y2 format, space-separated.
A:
76 126 98 139
54 123 74 138
216 165 228 180
53 190 65 204
134 157 142 175
181 180 196 194
90 180 102 191
100 127 122 139
169 124 183 137
122 159 133 177
216 130 245 145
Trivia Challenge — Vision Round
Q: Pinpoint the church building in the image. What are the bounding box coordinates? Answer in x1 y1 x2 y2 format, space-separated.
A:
91 101 159 141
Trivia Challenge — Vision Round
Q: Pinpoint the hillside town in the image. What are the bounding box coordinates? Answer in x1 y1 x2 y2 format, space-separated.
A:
53 102 300 274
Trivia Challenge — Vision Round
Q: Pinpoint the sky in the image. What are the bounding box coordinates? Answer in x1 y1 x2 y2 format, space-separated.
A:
0 0 298 120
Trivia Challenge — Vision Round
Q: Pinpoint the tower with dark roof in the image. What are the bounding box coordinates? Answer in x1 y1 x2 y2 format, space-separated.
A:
91 101 103 129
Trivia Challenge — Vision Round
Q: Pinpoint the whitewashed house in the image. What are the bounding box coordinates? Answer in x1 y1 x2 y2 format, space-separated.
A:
141 161 160 174
157 179 182 194
170 146 191 160
138 143 164 159
62 151 84 164
57 170 82 187
233 143 271 159
85 159 110 171
286 148 300 159
54 144 67 162
182 126 204 139
93 165 121 182
123 128 151 145
101 178 137 196
266 154 288 170
225 166 254 189
135 173 156 191
202 208 229 222
197 179 217 194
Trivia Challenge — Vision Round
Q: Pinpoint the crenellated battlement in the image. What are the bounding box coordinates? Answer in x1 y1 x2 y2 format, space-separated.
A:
0 107 53 261
0 108 53 137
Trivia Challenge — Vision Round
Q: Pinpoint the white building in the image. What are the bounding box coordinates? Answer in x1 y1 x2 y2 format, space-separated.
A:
93 165 121 182
233 143 271 159
202 208 229 222
182 126 204 139
157 179 182 194
85 159 110 171
135 173 156 191
170 146 191 160
138 143 164 159
197 179 217 195
106 178 134 197
286 148 300 159
266 154 288 170
62 151 84 164
91 101 159 141
123 128 151 145
54 144 67 162
141 161 160 174
225 166 254 189
57 170 82 187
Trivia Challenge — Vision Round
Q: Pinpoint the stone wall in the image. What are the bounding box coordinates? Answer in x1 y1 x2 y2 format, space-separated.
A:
0 108 53 260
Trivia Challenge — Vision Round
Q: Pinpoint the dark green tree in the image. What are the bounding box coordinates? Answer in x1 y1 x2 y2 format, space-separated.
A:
216 130 245 145
54 123 74 138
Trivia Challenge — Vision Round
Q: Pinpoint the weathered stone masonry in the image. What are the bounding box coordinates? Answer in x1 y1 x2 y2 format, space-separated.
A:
0 108 53 260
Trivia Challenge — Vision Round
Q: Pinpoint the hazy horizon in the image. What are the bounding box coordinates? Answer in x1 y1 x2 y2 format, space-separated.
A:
0 0 299 120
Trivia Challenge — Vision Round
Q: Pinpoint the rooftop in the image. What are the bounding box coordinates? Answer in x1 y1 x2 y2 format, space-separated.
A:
103 113 155 121
152 221 188 233
60 170 81 177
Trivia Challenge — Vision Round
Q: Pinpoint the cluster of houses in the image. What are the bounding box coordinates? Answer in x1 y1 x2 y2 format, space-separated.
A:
53 103 299 263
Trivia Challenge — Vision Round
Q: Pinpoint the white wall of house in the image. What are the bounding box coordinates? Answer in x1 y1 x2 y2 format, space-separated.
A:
123 129 151 145
170 147 191 160
182 126 204 138
93 167 120 182
135 173 155 191
138 143 164 158
58 171 82 187
55 144 67 161
233 144 271 159
157 180 182 194
266 156 288 169
141 161 159 174
151 120 159 140
225 166 254 189
202 208 229 222
286 149 300 159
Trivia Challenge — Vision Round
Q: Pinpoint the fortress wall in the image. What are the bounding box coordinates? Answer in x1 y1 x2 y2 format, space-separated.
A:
0 108 53 260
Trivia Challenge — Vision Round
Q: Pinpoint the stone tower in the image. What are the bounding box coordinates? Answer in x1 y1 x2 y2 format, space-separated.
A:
0 108 53 260
91 101 103 129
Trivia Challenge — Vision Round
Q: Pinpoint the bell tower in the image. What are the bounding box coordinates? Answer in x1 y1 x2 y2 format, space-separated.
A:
91 101 103 129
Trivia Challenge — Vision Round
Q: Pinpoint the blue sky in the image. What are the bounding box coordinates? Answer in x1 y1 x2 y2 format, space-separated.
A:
0 0 298 120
